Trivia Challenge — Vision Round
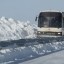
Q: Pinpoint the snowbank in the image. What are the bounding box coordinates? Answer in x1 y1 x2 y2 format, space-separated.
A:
0 17 36 41
0 41 64 64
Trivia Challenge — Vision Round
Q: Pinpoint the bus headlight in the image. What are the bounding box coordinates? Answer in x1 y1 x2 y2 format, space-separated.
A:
37 31 41 34
58 33 61 34
38 32 41 34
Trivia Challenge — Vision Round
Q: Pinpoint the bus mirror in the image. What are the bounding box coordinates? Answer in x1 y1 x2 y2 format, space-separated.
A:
35 16 38 21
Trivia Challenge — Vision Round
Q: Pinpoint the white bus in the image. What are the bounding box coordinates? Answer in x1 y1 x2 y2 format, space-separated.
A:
35 11 64 37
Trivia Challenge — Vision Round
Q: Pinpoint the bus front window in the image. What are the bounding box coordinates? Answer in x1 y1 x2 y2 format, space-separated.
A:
38 13 62 28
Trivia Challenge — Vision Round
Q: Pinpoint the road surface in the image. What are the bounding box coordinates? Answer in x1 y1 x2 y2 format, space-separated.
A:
20 50 64 64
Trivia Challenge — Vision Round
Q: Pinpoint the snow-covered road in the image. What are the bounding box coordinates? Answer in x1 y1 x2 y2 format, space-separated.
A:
0 17 64 64
20 50 64 64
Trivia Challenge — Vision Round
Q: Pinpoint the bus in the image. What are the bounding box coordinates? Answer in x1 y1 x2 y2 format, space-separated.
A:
35 11 64 37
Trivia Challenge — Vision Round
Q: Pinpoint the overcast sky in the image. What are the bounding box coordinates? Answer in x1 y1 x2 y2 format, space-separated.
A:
0 0 64 23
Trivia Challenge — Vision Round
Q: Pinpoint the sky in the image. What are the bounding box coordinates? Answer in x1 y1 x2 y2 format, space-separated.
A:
0 0 64 24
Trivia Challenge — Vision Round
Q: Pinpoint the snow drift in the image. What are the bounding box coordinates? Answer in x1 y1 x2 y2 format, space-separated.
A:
0 17 36 41
0 41 64 64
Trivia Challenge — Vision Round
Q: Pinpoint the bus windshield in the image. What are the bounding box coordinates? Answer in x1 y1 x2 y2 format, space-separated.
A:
38 12 62 28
